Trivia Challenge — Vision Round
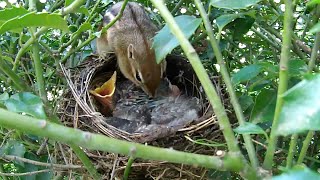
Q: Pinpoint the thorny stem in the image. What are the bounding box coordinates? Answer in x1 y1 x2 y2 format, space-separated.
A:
263 0 294 169
194 0 258 168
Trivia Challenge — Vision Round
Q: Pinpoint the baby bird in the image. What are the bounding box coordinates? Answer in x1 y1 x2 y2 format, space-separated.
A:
96 1 166 97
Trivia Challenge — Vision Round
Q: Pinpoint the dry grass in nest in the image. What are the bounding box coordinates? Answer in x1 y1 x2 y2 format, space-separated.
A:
57 53 231 179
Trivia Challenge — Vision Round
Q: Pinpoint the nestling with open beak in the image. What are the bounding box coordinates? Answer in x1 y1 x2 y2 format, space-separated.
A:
96 1 166 97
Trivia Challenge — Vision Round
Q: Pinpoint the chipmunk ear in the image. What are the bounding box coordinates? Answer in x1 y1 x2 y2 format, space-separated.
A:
127 44 135 59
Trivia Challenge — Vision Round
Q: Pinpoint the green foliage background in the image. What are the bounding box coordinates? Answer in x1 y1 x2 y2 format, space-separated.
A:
0 0 320 179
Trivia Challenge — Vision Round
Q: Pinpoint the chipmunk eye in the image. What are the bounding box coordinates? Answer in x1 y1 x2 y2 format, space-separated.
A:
135 72 141 82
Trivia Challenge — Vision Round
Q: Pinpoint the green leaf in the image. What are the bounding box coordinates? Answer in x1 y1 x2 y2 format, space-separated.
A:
276 74 320 136
231 64 262 85
0 92 9 108
72 23 92 38
288 59 308 77
234 122 266 135
7 141 26 167
0 12 69 34
216 14 244 32
273 167 320 180
250 89 277 123
239 95 254 112
65 0 75 7
4 92 47 119
76 6 90 15
210 0 262 10
0 7 29 22
309 22 320 34
153 15 202 63
21 153 38 180
307 0 320 8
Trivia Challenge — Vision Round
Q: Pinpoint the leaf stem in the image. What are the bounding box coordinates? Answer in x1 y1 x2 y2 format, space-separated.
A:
194 0 258 168
263 0 294 169
123 156 135 180
31 42 47 102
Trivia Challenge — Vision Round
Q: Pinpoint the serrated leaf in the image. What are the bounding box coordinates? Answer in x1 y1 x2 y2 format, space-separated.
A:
153 15 202 63
4 92 47 119
272 167 320 180
234 122 266 135
0 12 69 34
276 74 320 136
250 89 277 123
210 0 262 10
231 64 262 85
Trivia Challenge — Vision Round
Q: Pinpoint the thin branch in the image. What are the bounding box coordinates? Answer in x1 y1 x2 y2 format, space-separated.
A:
1 155 83 170
0 108 246 173
194 0 258 168
263 0 294 169
0 169 53 177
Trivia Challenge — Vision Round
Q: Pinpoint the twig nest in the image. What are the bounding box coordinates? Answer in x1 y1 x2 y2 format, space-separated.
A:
59 54 219 143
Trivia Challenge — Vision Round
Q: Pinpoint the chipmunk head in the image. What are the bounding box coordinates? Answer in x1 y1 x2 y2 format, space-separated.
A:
125 43 164 97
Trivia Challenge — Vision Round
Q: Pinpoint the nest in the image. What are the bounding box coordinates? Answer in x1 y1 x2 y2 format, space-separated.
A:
57 54 231 179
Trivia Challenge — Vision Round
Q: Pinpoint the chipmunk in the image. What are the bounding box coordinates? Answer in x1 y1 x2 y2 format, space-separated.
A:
96 1 166 97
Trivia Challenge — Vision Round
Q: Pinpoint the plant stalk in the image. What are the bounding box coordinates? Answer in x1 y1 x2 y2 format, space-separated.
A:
194 0 258 168
150 0 240 154
263 0 294 169
0 108 246 172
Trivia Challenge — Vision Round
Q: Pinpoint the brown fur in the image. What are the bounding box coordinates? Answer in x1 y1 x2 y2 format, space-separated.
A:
96 1 166 97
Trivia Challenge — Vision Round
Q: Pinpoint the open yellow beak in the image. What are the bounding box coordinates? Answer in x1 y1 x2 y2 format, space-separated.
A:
89 71 117 112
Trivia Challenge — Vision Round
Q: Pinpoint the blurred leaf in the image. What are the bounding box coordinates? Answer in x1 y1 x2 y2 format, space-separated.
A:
250 89 277 123
307 0 320 7
273 167 320 180
216 14 244 32
153 15 202 63
7 141 26 167
0 92 9 108
72 23 92 38
21 153 38 180
288 59 308 77
310 22 320 34
231 64 262 85
76 6 90 15
210 0 262 9
230 16 255 40
208 169 232 180
0 6 29 23
4 92 47 119
65 0 75 6
234 122 267 137
0 12 69 34
239 95 254 112
276 74 320 136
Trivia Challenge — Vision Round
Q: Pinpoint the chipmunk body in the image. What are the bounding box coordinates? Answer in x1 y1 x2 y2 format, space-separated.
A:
97 1 166 97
